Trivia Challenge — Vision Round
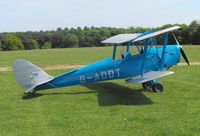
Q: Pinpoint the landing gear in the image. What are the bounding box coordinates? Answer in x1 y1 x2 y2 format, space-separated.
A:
152 83 164 92
142 81 164 92
142 81 154 90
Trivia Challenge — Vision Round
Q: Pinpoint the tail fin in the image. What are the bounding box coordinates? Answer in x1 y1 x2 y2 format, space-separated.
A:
13 60 54 93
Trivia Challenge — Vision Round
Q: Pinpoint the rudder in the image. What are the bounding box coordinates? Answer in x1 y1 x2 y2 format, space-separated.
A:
13 60 54 93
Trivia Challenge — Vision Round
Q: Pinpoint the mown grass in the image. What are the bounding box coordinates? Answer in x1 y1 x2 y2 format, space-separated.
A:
0 46 200 136
0 47 112 67
0 45 199 67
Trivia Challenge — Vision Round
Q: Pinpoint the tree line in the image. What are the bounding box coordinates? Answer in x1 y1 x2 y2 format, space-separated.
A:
0 20 199 51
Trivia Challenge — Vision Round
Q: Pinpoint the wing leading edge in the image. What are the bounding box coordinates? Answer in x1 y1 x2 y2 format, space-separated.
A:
101 34 140 44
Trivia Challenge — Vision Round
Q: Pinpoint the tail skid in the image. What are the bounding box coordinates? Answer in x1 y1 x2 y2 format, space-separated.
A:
13 60 54 93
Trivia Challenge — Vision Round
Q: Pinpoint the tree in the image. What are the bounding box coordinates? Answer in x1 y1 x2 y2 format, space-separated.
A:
0 20 200 50
178 24 190 44
0 41 2 51
191 26 200 45
189 21 200 44
41 42 52 49
67 34 79 48
2 35 24 51
51 32 64 48
26 39 39 49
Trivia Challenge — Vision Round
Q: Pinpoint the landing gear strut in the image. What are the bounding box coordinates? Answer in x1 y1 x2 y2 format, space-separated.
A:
142 81 164 92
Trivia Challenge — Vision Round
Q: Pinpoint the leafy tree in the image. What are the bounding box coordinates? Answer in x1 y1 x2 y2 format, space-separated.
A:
178 24 190 44
189 20 200 44
0 41 2 51
0 20 200 51
190 20 199 31
26 39 39 49
191 26 200 45
67 34 79 48
41 42 52 49
51 32 64 48
2 35 24 51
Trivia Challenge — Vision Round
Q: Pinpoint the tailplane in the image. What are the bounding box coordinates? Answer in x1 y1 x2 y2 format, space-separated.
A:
13 60 54 93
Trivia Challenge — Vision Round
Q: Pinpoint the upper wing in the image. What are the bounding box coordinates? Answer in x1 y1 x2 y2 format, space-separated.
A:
132 26 180 43
101 26 180 45
101 33 140 44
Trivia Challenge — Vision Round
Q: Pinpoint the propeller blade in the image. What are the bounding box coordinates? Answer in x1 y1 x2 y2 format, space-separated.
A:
180 47 190 65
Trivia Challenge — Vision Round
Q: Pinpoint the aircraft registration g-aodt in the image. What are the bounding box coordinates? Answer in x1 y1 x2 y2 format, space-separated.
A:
13 26 190 95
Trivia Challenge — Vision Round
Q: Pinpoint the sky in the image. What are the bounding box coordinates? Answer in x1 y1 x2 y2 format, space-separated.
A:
0 0 199 32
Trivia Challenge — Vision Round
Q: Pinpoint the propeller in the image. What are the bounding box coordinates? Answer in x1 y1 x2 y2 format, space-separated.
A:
172 32 190 66
180 46 190 66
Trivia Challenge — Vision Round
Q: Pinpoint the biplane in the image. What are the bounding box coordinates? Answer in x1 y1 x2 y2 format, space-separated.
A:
13 26 189 94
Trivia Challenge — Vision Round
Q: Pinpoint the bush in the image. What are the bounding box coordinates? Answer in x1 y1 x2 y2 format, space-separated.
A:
2 35 24 51
41 42 52 49
68 34 79 48
26 39 39 49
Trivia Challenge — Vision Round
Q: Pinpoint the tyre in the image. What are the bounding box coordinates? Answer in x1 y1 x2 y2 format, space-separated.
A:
142 81 153 90
152 83 164 92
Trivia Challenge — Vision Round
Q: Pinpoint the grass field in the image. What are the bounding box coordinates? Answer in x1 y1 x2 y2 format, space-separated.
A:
0 45 199 67
0 46 200 136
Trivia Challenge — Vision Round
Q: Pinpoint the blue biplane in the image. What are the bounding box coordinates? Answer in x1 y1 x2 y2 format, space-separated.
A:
13 26 189 94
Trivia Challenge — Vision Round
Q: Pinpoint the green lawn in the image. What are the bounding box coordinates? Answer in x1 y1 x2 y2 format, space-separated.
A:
181 45 200 62
0 45 199 67
0 47 112 67
0 46 200 136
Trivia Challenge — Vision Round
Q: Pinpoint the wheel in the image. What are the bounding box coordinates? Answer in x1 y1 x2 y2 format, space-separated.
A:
142 81 153 90
152 83 164 92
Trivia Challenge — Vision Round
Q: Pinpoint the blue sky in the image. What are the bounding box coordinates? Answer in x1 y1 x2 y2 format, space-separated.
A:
0 0 199 32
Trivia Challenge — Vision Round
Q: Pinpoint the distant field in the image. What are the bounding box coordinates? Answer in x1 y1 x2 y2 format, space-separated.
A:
0 47 112 67
0 46 200 136
0 45 199 67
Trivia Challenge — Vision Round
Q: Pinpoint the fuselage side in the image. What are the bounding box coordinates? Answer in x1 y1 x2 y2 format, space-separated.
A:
36 45 180 91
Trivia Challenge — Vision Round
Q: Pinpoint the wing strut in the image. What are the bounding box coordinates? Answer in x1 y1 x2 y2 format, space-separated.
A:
112 44 117 60
126 42 131 52
141 40 148 77
160 33 168 70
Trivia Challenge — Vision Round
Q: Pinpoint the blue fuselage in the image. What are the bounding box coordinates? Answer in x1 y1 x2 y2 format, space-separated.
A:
36 45 180 91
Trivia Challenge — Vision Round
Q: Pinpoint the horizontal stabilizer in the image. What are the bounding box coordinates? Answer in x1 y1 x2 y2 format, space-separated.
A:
126 71 174 84
13 60 54 93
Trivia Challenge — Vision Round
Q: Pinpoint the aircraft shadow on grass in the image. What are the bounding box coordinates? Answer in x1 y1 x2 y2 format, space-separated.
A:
84 82 153 106
22 82 153 106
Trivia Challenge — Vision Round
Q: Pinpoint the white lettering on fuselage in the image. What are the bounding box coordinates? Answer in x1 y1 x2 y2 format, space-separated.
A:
108 70 114 78
115 69 120 77
95 73 100 81
101 71 107 80
80 69 121 83
80 76 86 84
